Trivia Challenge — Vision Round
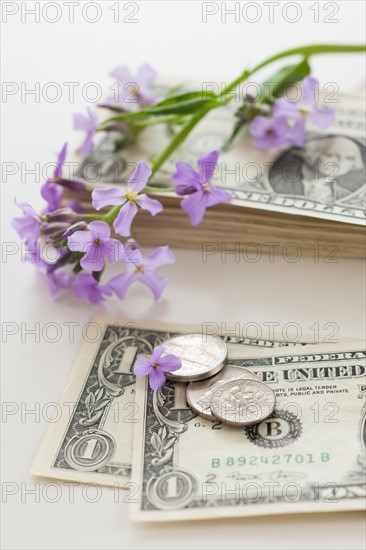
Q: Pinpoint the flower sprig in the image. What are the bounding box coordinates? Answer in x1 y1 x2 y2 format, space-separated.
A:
12 43 365 303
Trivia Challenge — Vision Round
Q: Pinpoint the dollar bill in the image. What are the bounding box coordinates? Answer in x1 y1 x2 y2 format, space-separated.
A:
30 317 321 487
76 89 365 225
130 341 366 521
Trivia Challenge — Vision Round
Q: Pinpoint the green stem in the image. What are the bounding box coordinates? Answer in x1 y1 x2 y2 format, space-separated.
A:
78 213 105 221
149 43 365 179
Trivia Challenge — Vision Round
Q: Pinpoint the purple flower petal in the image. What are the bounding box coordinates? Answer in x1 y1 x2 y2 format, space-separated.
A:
113 201 138 237
127 161 152 193
80 243 105 271
88 220 110 240
198 150 219 184
67 230 92 252
133 356 153 376
122 246 144 270
180 190 209 226
12 201 41 245
151 345 165 363
54 143 68 178
110 65 132 84
206 186 232 207
74 108 98 155
287 119 306 147
137 271 167 300
137 194 163 215
310 107 335 129
41 180 63 212
250 116 290 152
172 161 201 195
273 97 299 120
249 115 272 136
143 246 175 270
78 134 94 156
149 367 166 390
137 64 157 88
107 272 135 299
301 76 318 105
159 354 182 372
47 270 72 297
72 272 107 303
102 238 125 264
92 187 126 210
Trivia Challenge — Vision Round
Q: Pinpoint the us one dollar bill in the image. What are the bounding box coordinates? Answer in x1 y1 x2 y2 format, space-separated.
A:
130 340 366 521
76 89 365 225
30 317 320 487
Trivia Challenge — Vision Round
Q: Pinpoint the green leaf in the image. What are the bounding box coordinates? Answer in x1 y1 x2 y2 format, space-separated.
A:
260 59 311 104
155 90 218 108
101 95 220 126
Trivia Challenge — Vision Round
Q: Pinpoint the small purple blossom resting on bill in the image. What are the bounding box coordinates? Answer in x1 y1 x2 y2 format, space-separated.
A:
108 64 157 109
74 108 98 155
250 77 335 151
249 116 291 152
92 161 163 237
273 77 335 130
133 345 182 390
172 150 232 225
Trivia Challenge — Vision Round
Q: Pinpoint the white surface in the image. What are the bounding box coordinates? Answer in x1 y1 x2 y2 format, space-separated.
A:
1 1 366 549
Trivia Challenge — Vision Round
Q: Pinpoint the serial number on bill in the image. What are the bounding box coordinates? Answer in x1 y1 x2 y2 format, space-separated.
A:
211 453 330 468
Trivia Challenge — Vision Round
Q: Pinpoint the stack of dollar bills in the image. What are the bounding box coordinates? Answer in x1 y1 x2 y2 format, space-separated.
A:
31 318 366 522
63 90 366 258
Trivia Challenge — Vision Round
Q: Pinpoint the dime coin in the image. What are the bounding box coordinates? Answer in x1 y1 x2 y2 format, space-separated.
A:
187 365 260 420
163 333 227 382
210 378 276 427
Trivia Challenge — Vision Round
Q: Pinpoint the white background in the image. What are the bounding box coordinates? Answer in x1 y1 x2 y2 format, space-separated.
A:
1 1 366 549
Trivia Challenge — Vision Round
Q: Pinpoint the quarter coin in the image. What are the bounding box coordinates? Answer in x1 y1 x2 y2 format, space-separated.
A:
163 333 227 382
210 378 276 426
187 365 260 420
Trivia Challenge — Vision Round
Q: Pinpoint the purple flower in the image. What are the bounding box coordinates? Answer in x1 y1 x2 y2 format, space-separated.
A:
41 142 67 212
92 161 163 237
273 77 335 131
67 220 124 271
12 200 42 246
24 248 72 297
108 245 175 300
46 269 72 297
133 345 182 390
109 64 157 109
46 207 77 223
249 116 291 152
172 151 232 226
72 272 113 303
74 108 98 155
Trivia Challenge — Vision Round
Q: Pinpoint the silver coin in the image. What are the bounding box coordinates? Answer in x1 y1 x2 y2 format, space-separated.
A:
210 378 276 427
187 365 260 420
163 333 227 382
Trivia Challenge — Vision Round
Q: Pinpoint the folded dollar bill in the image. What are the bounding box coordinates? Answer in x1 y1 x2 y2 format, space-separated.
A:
30 317 324 487
130 340 366 521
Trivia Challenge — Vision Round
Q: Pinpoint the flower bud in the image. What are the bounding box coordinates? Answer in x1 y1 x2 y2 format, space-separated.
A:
46 207 77 223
